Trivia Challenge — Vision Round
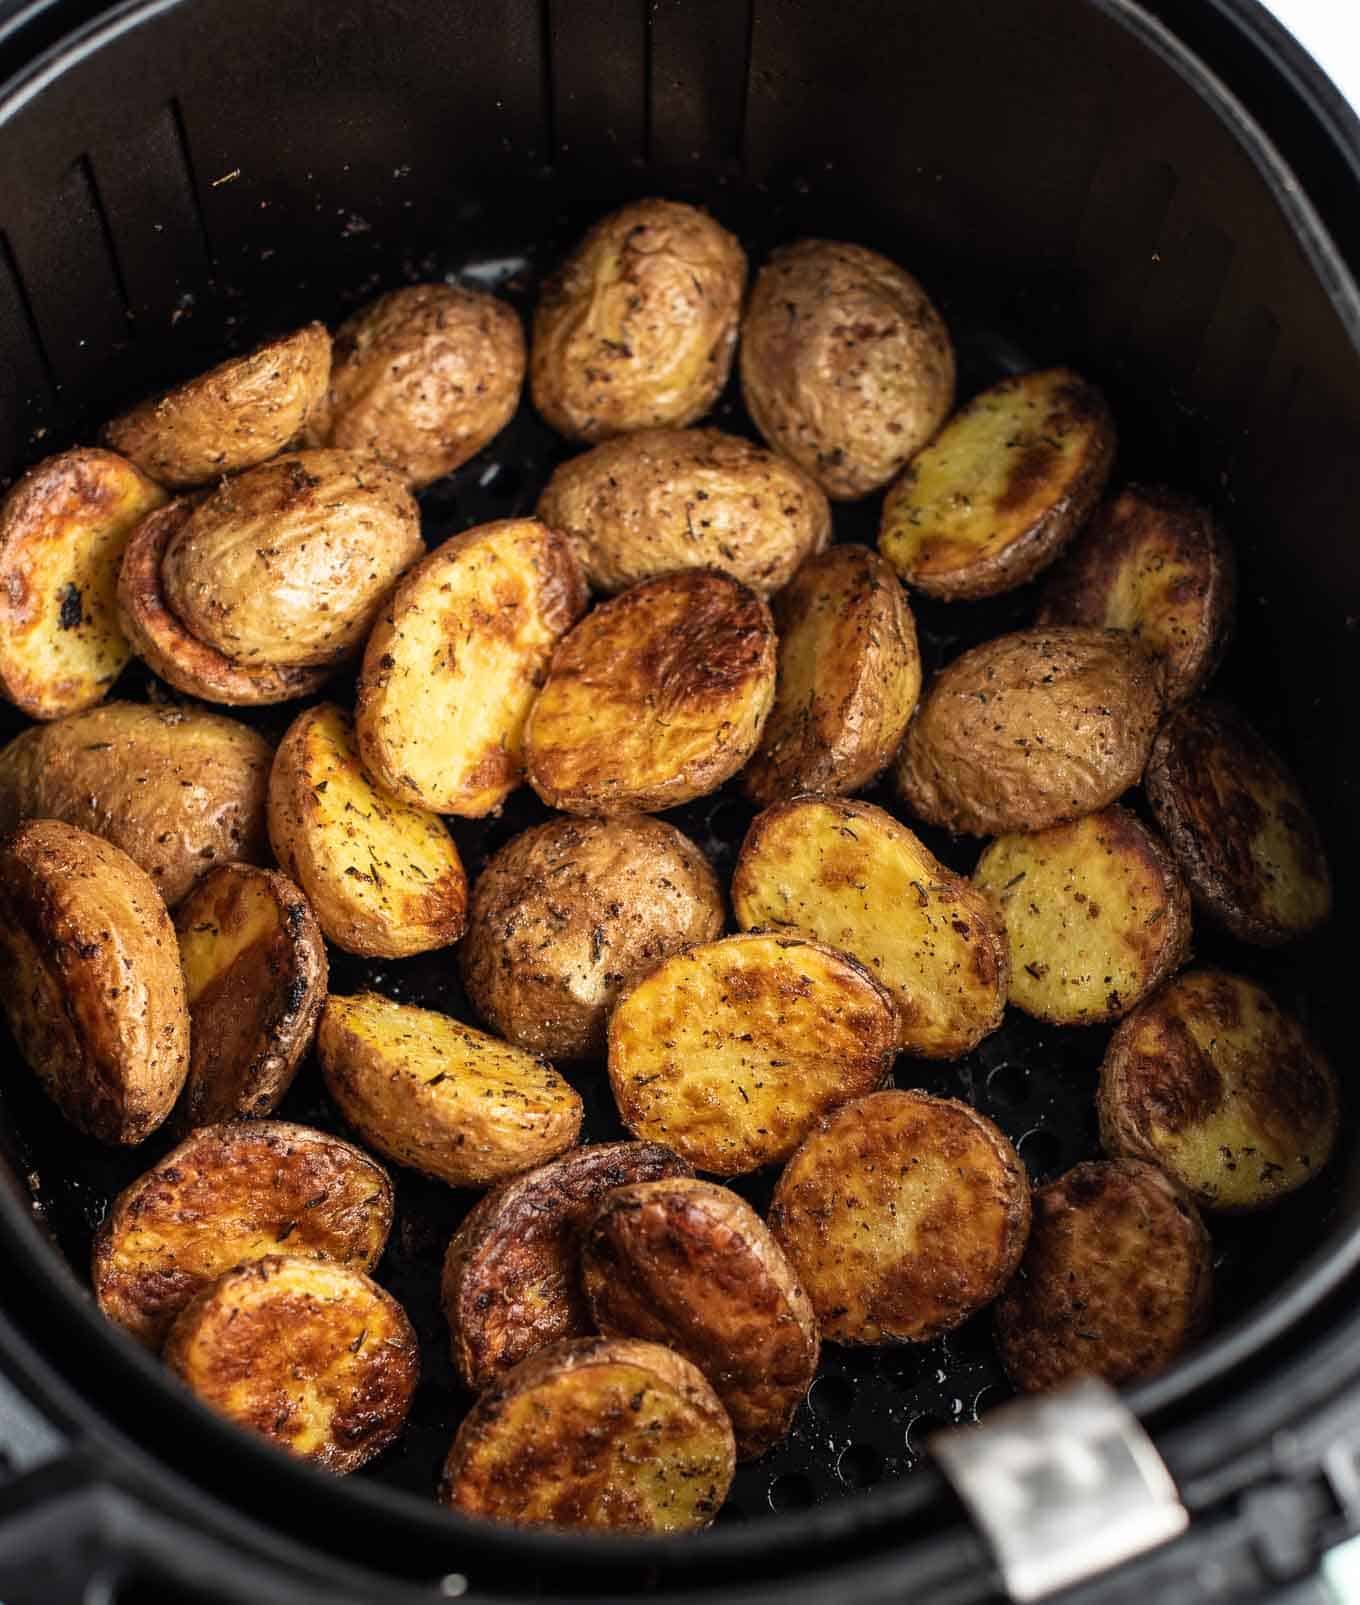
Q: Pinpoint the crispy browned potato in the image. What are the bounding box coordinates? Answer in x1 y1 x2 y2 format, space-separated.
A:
973 806 1191 1026
740 240 955 500
442 1141 693 1391
461 815 724 1061
164 1255 418 1472
441 1336 735 1532
355 519 587 816
607 931 899 1176
0 701 271 907
732 797 1007 1059
1098 969 1339 1212
93 1119 393 1347
1037 485 1236 706
769 1089 1031 1344
896 627 1163 836
103 324 331 488
581 1178 819 1458
0 820 188 1145
741 544 921 804
267 704 466 957
1144 700 1330 945
531 200 746 443
525 570 776 816
994 1160 1211 1391
0 448 166 719
173 865 327 1128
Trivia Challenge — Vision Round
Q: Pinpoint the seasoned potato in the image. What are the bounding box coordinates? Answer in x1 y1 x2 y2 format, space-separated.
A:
741 545 921 804
93 1119 393 1347
441 1336 735 1532
160 450 422 669
355 518 587 815
531 199 746 443
769 1089 1030 1344
607 931 899 1176
319 992 583 1189
165 1255 418 1472
0 820 188 1145
581 1177 819 1458
1037 485 1235 706
525 570 776 816
0 448 165 719
1144 700 1330 945
442 1141 693 1391
896 627 1163 836
732 797 1007 1059
103 323 331 489
740 240 954 500
535 428 830 597
0 701 271 907
267 704 466 957
1098 969 1339 1212
879 368 1115 600
461 815 724 1061
173 865 327 1128
973 806 1191 1025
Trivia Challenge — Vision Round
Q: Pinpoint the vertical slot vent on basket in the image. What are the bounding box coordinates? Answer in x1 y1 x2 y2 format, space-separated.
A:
0 229 58 478
648 0 754 169
545 0 647 167
74 154 133 325
536 0 558 166
1073 155 1178 355
168 95 218 272
1126 219 1233 386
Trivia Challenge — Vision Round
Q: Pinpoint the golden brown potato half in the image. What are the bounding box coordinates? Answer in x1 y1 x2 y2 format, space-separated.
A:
160 450 422 669
1144 700 1330 945
355 518 587 815
323 283 524 488
442 1141 693 1392
318 992 583 1189
1098 969 1339 1212
0 820 188 1145
0 448 166 720
973 806 1191 1026
732 797 1007 1059
93 1119 393 1348
895 626 1163 836
0 701 271 907
581 1177 819 1458
1036 485 1236 706
535 427 831 597
462 815 724 1061
607 931 899 1176
103 323 331 488
741 544 921 805
525 569 776 816
441 1336 735 1532
267 704 466 958
531 199 746 443
173 865 327 1128
769 1089 1031 1345
740 240 955 501
164 1254 418 1472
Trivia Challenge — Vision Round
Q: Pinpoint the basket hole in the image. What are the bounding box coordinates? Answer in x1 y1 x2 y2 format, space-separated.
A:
767 1472 816 1512
837 1443 883 1488
478 459 526 500
809 1372 855 1418
971 1383 1008 1421
1018 1127 1063 1177
986 1061 1030 1107
905 1412 949 1454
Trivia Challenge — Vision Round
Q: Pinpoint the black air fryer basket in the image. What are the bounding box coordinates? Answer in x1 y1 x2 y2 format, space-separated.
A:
0 1 1359 1601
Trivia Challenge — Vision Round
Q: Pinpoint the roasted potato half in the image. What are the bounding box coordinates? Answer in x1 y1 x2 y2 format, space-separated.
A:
973 806 1191 1026
165 1254 418 1473
732 797 1007 1059
441 1336 735 1532
769 1089 1031 1345
607 931 899 1176
1098 969 1339 1212
355 518 587 816
93 1119 393 1348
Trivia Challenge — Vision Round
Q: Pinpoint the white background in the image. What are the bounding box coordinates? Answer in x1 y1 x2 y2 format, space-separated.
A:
1265 0 1360 114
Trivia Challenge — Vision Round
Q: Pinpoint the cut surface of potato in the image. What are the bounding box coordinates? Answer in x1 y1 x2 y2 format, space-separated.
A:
769 1089 1030 1344
973 805 1191 1025
607 931 899 1176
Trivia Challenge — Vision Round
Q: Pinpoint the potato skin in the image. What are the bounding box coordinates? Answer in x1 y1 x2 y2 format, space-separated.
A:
461 816 724 1061
740 240 955 500
531 199 746 442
